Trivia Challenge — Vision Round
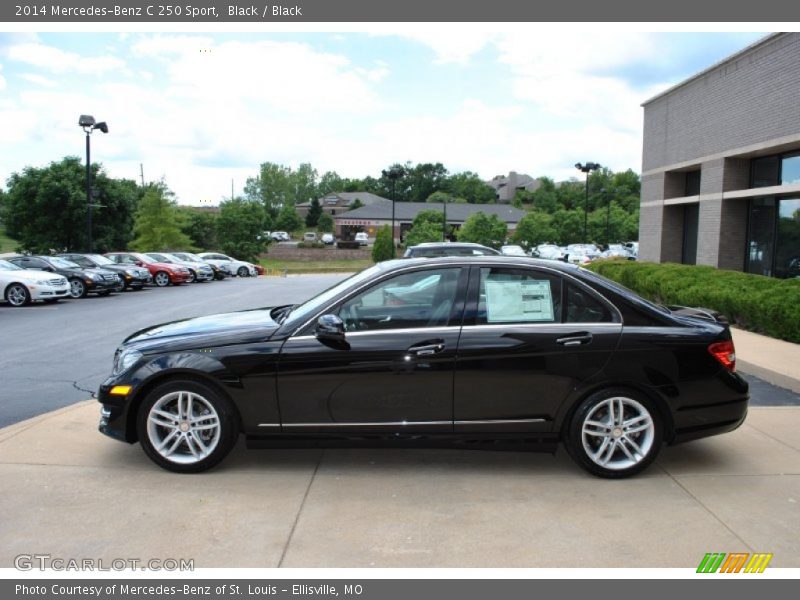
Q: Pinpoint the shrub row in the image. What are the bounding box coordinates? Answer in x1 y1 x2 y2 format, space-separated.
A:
587 260 800 343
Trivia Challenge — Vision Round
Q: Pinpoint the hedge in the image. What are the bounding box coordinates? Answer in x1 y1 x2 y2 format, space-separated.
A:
586 260 800 343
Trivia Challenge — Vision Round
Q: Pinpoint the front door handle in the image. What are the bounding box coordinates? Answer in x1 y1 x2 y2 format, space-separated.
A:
407 340 446 356
556 332 593 347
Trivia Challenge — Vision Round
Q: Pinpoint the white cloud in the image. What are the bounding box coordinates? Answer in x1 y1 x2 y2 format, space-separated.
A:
390 29 493 64
18 73 56 88
4 42 124 74
0 64 5 91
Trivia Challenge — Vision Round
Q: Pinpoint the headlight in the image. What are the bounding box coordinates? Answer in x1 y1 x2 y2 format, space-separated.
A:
34 279 48 285
91 273 103 281
125 269 137 276
112 348 142 376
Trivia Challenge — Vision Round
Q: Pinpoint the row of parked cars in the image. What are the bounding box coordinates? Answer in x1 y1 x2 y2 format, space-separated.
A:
0 250 262 307
402 241 639 264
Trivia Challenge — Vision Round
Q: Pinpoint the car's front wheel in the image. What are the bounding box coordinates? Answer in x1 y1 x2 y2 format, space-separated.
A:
565 388 662 479
5 283 31 306
237 266 249 277
186 269 196 283
137 379 239 473
69 278 87 298
114 276 125 293
154 271 170 287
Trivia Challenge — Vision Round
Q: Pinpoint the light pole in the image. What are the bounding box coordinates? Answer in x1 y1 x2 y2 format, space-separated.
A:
382 165 404 253
79 115 108 253
575 162 600 242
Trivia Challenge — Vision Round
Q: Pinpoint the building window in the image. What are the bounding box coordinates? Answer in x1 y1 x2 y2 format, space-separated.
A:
751 151 800 188
685 170 701 196
746 196 800 278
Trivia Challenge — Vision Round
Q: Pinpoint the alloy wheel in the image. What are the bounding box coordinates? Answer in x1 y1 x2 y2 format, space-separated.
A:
580 396 655 471
187 270 196 283
69 279 86 298
6 284 30 306
114 275 125 292
237 266 248 277
146 391 221 465
154 272 170 287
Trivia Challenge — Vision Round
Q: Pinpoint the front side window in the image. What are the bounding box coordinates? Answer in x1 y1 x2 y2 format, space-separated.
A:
338 268 462 332
478 268 562 324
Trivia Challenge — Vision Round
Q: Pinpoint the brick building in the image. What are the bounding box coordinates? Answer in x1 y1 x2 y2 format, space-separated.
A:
640 32 800 278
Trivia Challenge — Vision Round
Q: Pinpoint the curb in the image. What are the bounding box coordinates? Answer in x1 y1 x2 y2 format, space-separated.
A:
738 361 800 394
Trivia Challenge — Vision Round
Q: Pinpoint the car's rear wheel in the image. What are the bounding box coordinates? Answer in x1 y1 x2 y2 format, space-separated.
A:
154 271 170 287
565 388 662 479
237 266 249 277
69 278 87 298
137 379 238 473
5 283 31 307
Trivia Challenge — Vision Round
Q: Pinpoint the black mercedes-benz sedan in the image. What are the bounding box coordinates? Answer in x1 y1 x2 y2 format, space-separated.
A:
97 257 748 477
59 253 152 291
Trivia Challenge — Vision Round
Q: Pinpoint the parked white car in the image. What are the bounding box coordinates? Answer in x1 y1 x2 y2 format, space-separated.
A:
303 232 318 243
500 244 528 257
271 231 290 242
321 233 335 245
0 259 70 306
197 252 257 277
355 232 369 246
532 244 566 261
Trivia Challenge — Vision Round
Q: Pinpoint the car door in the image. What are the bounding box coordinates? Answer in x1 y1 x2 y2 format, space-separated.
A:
453 265 622 433
276 266 469 433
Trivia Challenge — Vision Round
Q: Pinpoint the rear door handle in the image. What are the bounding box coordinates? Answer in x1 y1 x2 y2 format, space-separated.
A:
556 333 593 347
407 340 446 356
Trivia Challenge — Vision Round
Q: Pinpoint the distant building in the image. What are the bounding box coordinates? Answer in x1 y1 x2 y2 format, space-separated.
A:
486 171 541 203
296 192 391 218
640 32 800 278
334 202 527 241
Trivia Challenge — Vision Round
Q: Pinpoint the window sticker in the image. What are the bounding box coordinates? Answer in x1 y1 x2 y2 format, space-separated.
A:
485 279 554 323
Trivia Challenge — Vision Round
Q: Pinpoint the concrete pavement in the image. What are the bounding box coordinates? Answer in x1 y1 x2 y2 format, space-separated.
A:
0 402 797 568
732 327 800 394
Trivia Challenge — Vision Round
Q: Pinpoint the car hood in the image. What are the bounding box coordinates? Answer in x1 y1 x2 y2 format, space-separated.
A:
0 269 65 282
123 308 280 352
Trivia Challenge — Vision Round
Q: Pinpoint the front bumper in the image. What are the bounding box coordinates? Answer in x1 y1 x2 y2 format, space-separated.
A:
29 283 70 300
86 278 118 293
195 270 214 281
97 381 136 443
123 273 152 287
169 272 191 283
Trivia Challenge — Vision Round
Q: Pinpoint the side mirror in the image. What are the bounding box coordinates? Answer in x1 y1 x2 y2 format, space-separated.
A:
315 314 345 343
135 261 144 267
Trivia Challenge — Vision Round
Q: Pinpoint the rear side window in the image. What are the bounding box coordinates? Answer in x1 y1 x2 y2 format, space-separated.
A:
566 284 613 323
478 267 562 324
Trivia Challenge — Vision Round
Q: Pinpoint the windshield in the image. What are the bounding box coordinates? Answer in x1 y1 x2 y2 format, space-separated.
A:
88 254 114 265
0 260 22 271
281 264 385 330
49 257 79 269
174 253 198 262
147 253 173 263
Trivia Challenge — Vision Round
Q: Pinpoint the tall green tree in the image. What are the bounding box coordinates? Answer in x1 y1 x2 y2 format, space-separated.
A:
445 171 496 204
274 204 303 233
317 171 345 196
4 156 139 253
244 162 293 214
372 224 394 262
317 212 334 233
131 182 194 251
551 209 584 245
512 211 557 249
178 208 218 250
405 209 446 246
305 197 323 227
216 198 267 262
290 163 318 206
457 212 507 248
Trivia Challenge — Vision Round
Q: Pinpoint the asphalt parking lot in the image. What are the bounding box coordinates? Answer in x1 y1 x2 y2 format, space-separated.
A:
0 274 348 427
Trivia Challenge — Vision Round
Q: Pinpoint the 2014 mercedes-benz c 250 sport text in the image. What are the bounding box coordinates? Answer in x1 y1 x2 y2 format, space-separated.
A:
97 257 748 478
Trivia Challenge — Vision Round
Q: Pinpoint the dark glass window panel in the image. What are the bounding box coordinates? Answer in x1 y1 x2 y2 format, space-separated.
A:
774 198 800 279
566 284 613 323
746 197 776 276
751 156 780 188
685 170 701 196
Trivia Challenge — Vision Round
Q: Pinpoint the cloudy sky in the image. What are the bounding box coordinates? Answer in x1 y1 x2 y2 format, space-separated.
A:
0 30 765 205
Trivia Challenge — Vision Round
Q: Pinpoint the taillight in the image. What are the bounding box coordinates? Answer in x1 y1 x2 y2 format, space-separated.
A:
708 340 736 372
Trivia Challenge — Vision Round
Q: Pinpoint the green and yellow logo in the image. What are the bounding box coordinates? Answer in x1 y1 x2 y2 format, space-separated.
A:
697 552 773 573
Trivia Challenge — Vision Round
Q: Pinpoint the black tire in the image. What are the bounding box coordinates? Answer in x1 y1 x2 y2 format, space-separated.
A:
237 266 249 277
5 283 31 306
69 278 87 299
154 271 170 287
187 269 196 283
114 276 126 293
137 379 239 473
564 387 663 479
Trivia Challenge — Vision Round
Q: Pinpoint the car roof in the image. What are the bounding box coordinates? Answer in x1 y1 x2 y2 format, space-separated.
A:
377 255 584 274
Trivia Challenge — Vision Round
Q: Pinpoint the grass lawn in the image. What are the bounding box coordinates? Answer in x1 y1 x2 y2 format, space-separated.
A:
259 257 373 274
0 229 19 253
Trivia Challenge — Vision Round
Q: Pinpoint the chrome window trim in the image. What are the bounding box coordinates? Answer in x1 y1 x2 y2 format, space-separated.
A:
461 323 622 331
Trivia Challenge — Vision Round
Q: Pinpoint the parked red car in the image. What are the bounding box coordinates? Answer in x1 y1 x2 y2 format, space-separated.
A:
105 252 191 287
253 264 265 276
